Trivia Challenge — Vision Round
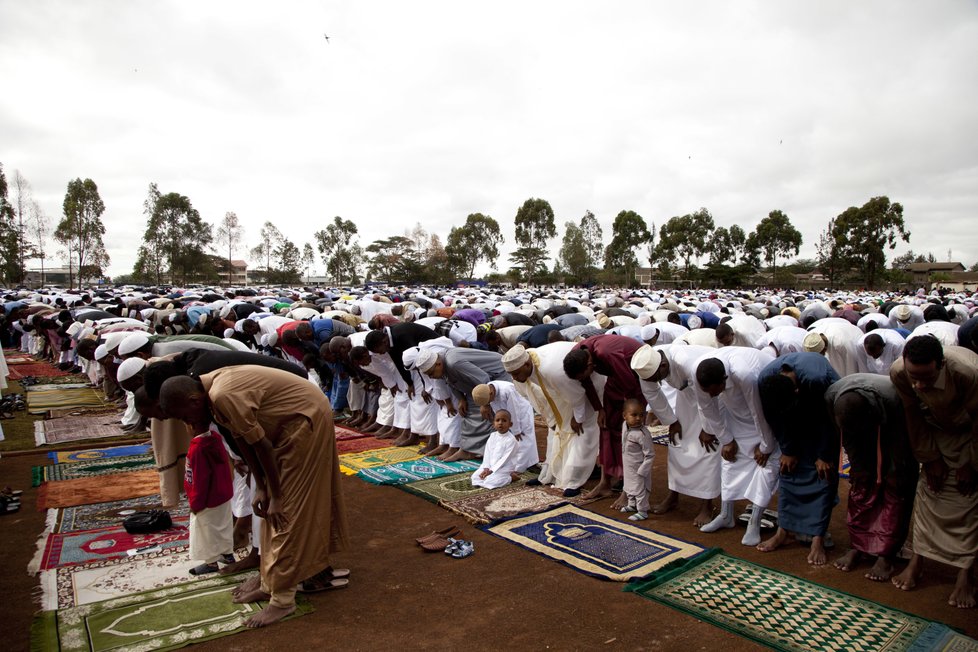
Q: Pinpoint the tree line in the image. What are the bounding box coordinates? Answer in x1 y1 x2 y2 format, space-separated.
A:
0 162 930 289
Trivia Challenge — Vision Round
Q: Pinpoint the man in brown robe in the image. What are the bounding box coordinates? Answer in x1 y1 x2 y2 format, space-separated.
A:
159 365 349 627
889 336 978 609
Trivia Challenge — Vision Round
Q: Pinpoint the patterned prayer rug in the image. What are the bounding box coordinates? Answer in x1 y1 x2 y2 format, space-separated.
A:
483 503 705 581
335 424 370 441
339 445 424 475
37 470 161 509
55 496 189 533
39 548 197 610
46 406 123 419
5 353 36 364
336 436 390 455
5 362 72 378
33 454 156 486
39 517 190 570
32 572 313 651
398 470 539 504
27 387 108 414
34 415 130 445
444 483 597 524
356 457 482 485
625 551 977 652
48 444 152 464
26 382 93 392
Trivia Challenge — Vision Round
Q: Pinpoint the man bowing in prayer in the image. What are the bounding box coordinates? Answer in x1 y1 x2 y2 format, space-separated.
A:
159 366 349 627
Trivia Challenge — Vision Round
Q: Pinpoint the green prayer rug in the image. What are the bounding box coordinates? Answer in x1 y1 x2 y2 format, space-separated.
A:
398 470 538 504
625 550 977 652
356 457 481 485
338 445 424 475
31 572 313 652
33 454 156 487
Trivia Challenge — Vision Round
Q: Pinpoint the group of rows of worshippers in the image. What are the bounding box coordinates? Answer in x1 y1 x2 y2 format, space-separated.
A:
3 282 978 616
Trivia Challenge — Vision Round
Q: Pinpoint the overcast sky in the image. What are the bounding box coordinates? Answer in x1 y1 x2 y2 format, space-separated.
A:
2 1 977 280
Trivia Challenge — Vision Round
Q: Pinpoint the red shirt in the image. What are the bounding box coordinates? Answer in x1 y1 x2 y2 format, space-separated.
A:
184 431 233 512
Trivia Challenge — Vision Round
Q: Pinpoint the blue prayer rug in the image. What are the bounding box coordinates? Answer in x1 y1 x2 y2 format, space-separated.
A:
483 503 705 581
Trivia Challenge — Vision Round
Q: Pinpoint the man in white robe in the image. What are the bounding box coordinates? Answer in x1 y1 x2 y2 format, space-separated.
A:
694 346 781 546
854 330 906 375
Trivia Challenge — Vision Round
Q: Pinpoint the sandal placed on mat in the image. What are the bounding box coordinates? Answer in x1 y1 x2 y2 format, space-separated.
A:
450 540 474 559
298 577 349 593
421 535 453 552
416 526 461 545
189 562 219 576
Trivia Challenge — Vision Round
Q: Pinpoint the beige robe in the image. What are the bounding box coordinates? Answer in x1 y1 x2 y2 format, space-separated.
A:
151 417 192 508
200 366 348 605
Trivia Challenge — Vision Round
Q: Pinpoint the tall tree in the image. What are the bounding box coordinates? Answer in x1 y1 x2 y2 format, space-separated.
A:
250 221 283 283
215 211 244 284
56 178 109 288
0 164 19 283
27 199 49 286
604 210 652 285
752 209 802 282
815 218 844 286
513 198 556 282
558 221 589 283
654 208 714 278
579 210 604 272
11 170 31 282
831 196 910 288
301 242 315 283
314 216 359 285
445 213 503 279
139 190 213 285
365 235 414 283
271 238 303 285
707 226 734 266
728 224 747 265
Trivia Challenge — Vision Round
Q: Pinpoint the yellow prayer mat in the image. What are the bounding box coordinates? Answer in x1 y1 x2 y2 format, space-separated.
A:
338 445 424 475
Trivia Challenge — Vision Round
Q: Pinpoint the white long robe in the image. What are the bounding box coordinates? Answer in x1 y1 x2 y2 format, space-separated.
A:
695 347 781 506
806 318 862 376
640 345 720 499
486 381 540 471
471 431 518 488
512 342 603 490
854 329 906 375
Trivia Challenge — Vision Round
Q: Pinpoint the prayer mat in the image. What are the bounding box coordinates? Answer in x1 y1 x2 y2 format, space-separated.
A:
336 436 390 455
399 470 539 504
444 483 598 524
47 406 122 419
37 470 161 509
33 454 156 486
48 443 152 464
34 415 130 445
55 496 189 533
335 424 370 440
483 503 705 581
5 362 72 378
5 353 36 364
39 517 190 570
26 382 93 392
32 572 313 651
356 457 482 485
625 550 977 652
27 387 108 414
339 445 424 475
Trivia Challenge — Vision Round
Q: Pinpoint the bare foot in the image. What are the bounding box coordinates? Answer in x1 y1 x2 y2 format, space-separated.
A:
231 575 261 598
948 567 976 608
395 434 419 447
445 449 479 462
833 548 862 572
583 479 613 501
652 491 679 515
428 444 449 457
221 550 260 575
245 603 296 628
757 527 790 553
807 536 828 566
418 439 439 455
232 587 270 604
892 554 922 591
610 493 628 510
865 556 894 582
437 447 459 461
692 499 714 527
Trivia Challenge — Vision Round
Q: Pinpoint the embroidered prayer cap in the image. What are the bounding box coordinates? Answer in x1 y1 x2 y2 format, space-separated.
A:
502 345 530 372
472 384 493 406
803 332 828 353
893 304 912 323
597 313 612 329
117 357 147 383
639 324 659 341
630 344 663 380
415 347 439 373
118 332 151 356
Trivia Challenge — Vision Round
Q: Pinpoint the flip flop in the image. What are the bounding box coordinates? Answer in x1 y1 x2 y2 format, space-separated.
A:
189 562 219 576
298 577 349 593
737 512 777 530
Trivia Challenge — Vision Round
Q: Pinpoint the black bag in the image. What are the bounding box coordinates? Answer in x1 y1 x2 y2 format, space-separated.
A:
123 510 172 534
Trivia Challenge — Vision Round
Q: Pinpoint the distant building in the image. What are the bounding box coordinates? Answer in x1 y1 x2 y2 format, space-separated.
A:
906 261 965 287
24 267 102 288
217 259 248 286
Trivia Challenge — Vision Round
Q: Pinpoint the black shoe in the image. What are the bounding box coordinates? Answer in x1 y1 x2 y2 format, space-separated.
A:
525 479 542 487
562 487 581 498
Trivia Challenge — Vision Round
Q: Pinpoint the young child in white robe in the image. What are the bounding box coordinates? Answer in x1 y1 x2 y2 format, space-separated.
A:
471 409 521 489
620 399 655 521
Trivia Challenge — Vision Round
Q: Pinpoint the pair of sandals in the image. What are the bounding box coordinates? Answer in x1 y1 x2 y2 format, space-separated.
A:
444 538 474 559
1 488 22 515
0 394 25 419
417 525 462 552
189 553 237 576
298 566 350 593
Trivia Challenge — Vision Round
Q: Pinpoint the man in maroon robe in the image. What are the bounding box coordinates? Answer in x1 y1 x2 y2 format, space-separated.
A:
563 334 644 506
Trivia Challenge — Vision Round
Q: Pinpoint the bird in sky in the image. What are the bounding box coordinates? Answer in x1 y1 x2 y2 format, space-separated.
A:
324 34 330 43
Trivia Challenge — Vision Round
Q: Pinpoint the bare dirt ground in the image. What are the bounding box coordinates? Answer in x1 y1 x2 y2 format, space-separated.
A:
2 430 974 652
